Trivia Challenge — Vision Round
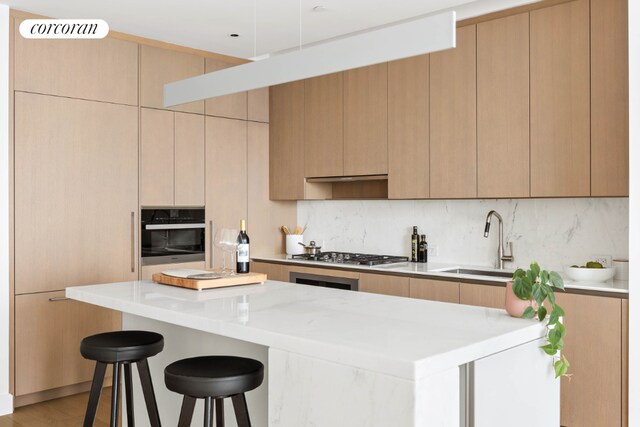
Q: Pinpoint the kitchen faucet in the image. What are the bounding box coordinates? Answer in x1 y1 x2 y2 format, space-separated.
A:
483 210 514 270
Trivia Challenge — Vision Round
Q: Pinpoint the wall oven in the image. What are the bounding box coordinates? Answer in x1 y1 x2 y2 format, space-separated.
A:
289 271 358 291
141 208 205 266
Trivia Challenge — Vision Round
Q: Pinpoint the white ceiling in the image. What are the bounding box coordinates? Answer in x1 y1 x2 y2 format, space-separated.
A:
2 0 538 59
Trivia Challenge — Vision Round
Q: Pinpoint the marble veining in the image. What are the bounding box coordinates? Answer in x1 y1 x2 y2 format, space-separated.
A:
297 198 628 272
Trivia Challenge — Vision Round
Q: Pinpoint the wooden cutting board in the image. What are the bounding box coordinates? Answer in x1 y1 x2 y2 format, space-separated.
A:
152 272 267 291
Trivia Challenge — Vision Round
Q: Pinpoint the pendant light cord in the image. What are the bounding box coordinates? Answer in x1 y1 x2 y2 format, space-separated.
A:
253 0 257 58
299 0 302 50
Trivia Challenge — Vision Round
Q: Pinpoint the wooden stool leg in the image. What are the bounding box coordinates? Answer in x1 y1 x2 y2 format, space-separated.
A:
83 361 107 427
215 398 225 427
203 397 213 427
177 396 196 427
110 362 121 427
231 394 251 427
124 362 135 427
137 358 162 427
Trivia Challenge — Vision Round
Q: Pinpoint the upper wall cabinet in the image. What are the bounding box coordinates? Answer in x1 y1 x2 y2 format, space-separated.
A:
388 55 430 199
304 73 344 178
269 82 306 200
477 13 530 198
140 45 204 113
530 0 590 197
590 0 629 196
430 25 477 199
343 63 388 176
205 58 248 120
14 20 138 105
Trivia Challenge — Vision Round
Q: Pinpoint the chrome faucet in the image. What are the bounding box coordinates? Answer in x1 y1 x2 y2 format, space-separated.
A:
483 210 514 270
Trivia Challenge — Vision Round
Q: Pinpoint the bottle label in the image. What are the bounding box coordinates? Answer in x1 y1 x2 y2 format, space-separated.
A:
237 244 250 262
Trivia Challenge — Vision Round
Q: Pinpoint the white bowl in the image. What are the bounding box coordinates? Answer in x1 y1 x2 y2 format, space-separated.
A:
563 266 616 282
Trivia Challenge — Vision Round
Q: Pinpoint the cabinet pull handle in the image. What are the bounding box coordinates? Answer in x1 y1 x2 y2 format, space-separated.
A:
49 297 70 302
131 211 135 273
210 220 214 269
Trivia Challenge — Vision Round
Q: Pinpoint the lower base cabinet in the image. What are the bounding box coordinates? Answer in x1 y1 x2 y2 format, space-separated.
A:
251 261 290 282
409 278 459 303
358 273 409 297
15 291 121 397
459 282 505 309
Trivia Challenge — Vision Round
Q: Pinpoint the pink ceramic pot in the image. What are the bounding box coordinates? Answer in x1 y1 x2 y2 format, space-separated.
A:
505 281 536 318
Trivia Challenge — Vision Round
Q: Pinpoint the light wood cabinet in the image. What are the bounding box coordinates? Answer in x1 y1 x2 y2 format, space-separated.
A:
248 88 269 123
477 14 530 198
590 0 629 196
14 20 138 106
14 92 139 294
251 262 290 282
248 122 296 257
205 117 247 269
555 293 623 427
15 291 121 396
140 109 205 206
459 283 504 309
430 26 477 199
530 0 590 197
388 55 430 199
358 273 409 297
304 73 344 178
269 82 305 200
140 45 204 114
409 278 459 303
205 58 247 120
343 64 388 176
140 261 206 281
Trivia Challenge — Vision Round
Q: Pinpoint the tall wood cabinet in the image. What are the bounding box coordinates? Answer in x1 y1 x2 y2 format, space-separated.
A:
429 25 477 199
530 0 590 197
205 58 248 120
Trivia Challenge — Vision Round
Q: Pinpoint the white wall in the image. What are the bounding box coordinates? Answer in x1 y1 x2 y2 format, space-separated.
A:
298 198 628 272
627 0 639 423
0 3 13 415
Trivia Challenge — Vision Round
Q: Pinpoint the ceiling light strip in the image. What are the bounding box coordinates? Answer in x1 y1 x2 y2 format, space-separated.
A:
164 11 455 107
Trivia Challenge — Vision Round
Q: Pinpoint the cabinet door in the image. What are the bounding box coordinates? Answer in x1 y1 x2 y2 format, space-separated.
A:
269 82 305 200
140 45 204 114
205 58 248 120
304 73 344 178
430 26 477 198
14 93 138 294
14 21 138 105
248 88 269 123
409 278 459 303
530 0 590 197
175 112 205 206
140 108 175 206
251 262 290 282
15 291 121 396
205 117 247 269
591 0 628 196
554 293 622 427
359 273 409 297
477 13 530 198
459 283 504 309
248 122 296 257
388 55 430 199
343 64 388 176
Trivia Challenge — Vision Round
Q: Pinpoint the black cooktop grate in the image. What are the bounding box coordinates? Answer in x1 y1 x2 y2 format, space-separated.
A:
291 252 408 266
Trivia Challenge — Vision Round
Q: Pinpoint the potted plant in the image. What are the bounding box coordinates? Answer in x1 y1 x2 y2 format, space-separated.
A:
510 261 570 378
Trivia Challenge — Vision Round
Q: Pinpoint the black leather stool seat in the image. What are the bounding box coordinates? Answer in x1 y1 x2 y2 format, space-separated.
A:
165 356 264 398
81 330 164 363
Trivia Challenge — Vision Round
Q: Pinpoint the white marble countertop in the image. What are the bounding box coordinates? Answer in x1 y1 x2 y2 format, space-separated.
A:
252 255 629 295
67 280 546 381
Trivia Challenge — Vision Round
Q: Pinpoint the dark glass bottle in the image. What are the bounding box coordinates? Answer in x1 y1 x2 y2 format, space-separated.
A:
411 226 419 262
418 234 428 263
236 219 250 274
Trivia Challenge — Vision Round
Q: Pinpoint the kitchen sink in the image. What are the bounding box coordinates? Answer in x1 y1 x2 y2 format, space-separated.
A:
438 268 514 278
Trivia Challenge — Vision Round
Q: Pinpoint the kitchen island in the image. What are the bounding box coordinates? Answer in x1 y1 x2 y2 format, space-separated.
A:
67 280 559 427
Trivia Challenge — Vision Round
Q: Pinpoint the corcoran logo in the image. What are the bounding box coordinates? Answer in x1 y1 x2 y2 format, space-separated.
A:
19 19 109 39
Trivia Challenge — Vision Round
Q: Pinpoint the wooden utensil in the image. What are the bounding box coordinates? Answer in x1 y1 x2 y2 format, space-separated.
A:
293 226 302 235
281 225 290 235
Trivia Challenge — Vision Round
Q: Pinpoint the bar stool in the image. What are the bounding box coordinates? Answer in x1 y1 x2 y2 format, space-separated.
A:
81 330 164 427
164 356 264 427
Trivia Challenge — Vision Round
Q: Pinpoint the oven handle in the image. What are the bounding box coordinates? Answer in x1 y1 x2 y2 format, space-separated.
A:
131 211 135 273
145 223 206 230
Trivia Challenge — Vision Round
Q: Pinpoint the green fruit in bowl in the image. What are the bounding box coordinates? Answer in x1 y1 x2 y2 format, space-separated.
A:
586 261 603 269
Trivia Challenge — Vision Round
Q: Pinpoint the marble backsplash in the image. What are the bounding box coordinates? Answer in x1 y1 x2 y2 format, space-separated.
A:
297 198 629 272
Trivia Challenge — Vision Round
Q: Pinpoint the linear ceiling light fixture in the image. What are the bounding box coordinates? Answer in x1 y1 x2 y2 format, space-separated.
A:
164 11 456 107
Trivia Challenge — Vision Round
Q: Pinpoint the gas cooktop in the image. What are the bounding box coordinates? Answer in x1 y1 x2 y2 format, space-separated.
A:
291 252 409 266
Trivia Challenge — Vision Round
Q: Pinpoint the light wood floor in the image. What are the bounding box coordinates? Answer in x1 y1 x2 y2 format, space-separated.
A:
0 388 117 427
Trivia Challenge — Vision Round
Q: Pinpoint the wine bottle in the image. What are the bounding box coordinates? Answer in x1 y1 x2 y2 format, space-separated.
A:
236 219 250 274
411 226 419 262
418 235 427 263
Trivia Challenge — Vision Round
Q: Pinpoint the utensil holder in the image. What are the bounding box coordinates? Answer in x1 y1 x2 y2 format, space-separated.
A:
286 235 304 255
